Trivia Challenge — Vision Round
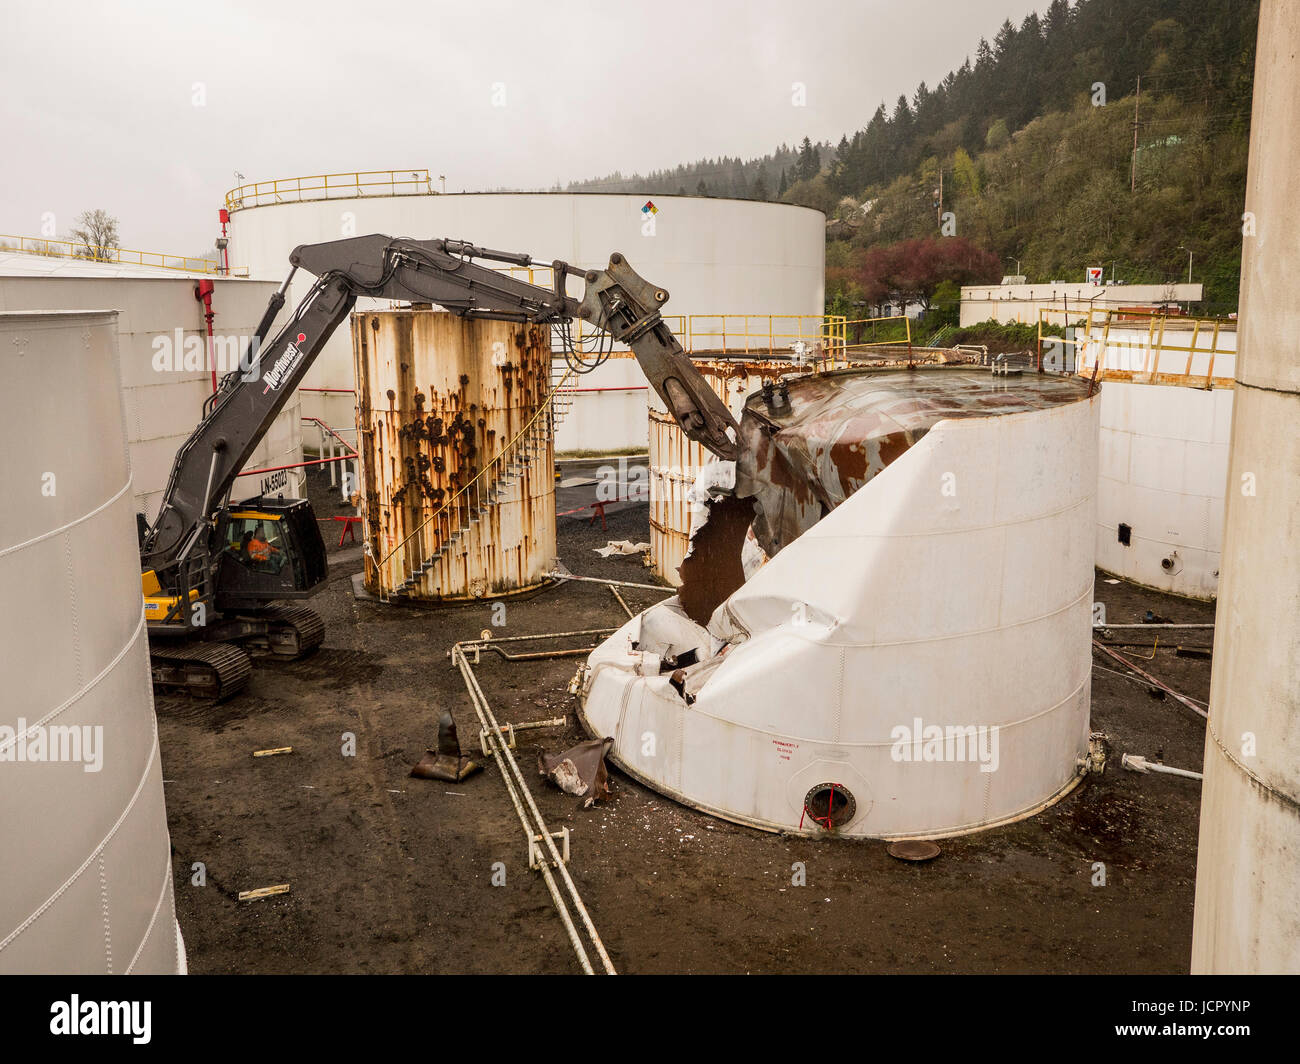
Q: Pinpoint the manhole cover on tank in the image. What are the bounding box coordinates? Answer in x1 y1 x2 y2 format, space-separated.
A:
887 840 941 862
803 783 857 830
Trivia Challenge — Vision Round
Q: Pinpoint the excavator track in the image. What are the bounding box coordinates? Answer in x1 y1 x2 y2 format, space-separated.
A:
150 640 252 701
259 605 326 659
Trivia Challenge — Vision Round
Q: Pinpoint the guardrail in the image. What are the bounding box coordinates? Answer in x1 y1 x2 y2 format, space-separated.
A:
1038 306 1237 387
0 233 236 275
552 311 846 360
816 314 911 367
225 169 435 212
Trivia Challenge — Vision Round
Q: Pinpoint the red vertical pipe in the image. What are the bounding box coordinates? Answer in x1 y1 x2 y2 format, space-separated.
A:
195 279 217 393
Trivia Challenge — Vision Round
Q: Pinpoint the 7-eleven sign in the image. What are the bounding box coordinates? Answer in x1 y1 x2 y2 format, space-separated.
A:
1086 266 1104 285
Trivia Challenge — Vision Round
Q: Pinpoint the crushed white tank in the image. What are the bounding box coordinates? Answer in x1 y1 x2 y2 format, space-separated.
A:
579 368 1100 838
0 310 183 973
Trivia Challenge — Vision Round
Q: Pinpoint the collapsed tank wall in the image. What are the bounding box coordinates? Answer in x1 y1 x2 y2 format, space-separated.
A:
583 377 1100 838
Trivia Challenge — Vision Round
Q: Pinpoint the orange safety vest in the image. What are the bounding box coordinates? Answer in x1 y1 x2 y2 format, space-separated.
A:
249 536 272 561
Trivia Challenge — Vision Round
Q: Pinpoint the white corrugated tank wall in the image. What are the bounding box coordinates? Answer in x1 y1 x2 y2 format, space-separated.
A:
0 310 182 973
581 390 1100 837
1091 328 1237 599
227 192 825 449
1096 382 1232 599
0 276 299 520
1192 0 1300 974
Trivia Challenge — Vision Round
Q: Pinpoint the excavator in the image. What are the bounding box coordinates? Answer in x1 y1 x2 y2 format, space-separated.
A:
140 234 740 700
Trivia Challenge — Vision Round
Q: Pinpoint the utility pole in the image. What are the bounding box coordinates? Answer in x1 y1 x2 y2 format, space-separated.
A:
936 168 944 226
1131 75 1141 193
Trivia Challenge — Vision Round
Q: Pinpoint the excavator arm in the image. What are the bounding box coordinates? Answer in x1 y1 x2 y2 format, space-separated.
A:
142 235 738 570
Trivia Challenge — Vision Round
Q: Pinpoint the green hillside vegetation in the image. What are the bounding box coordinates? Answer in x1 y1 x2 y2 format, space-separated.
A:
567 0 1259 315
823 88 1250 315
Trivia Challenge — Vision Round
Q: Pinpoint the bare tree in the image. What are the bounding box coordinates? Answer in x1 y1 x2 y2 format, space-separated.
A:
69 209 120 262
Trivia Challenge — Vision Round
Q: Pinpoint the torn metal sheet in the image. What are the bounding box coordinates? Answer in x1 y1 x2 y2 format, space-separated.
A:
678 495 755 626
539 737 614 805
735 367 1093 557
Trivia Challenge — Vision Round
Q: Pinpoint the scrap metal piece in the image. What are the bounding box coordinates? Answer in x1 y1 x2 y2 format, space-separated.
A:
539 737 614 804
411 711 483 782
677 495 756 626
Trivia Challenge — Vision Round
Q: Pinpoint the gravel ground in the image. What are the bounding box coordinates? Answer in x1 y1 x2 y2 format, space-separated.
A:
159 464 1215 974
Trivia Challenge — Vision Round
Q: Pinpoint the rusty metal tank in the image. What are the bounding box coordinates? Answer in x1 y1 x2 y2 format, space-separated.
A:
648 358 806 584
352 309 556 601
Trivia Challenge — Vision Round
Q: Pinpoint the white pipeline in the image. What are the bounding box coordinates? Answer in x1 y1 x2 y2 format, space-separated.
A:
452 643 617 974
1122 753 1204 781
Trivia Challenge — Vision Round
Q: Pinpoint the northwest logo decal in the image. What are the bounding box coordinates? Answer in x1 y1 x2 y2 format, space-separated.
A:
262 332 307 393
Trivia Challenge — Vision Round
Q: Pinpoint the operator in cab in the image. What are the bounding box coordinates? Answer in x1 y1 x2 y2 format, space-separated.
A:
247 523 283 571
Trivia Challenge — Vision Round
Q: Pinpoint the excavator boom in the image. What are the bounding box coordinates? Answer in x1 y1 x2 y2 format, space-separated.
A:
143 235 738 571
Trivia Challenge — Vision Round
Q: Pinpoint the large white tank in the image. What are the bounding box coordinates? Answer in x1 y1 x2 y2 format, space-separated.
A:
580 369 1099 838
1192 0 1300 974
1085 323 1236 599
0 310 183 973
226 188 826 441
0 272 298 521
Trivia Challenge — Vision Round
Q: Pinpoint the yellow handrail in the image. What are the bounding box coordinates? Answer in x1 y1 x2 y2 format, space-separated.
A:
0 233 235 275
1037 305 1237 385
225 169 435 212
557 313 846 359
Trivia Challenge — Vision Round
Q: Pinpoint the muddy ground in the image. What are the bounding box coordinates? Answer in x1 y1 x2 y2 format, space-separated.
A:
161 464 1215 974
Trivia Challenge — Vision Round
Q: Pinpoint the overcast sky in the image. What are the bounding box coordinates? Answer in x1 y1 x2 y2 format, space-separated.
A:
1 0 1047 254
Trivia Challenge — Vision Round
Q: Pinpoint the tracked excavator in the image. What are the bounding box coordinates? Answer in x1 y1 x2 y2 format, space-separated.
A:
140 235 740 700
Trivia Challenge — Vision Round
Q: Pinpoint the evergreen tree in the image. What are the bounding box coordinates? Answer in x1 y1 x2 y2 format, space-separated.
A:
797 136 819 181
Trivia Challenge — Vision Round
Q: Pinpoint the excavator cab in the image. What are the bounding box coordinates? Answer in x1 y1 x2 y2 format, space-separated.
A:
213 498 328 611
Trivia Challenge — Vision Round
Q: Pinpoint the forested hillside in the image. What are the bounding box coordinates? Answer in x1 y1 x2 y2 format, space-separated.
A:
566 0 1259 313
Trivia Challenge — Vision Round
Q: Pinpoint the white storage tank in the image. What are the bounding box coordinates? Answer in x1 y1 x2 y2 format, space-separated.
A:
225 185 826 447
0 310 183 973
1193 0 1300 974
1085 322 1236 599
580 368 1100 838
0 266 298 521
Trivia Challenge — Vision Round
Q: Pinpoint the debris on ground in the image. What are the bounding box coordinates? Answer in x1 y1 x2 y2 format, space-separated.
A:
538 737 614 806
238 884 291 901
411 711 483 783
594 540 650 557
